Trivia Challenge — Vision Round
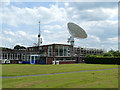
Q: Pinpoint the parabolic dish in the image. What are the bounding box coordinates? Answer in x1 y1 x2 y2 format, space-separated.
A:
67 22 87 39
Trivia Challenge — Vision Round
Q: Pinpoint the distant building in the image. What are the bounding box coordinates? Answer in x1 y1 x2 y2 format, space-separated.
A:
73 47 104 63
74 47 104 57
0 44 104 64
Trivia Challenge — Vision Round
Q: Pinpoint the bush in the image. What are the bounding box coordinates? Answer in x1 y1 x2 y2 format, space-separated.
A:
84 58 120 64
84 50 120 64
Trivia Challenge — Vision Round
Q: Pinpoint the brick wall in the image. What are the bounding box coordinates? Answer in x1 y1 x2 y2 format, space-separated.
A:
47 58 53 64
10 60 18 64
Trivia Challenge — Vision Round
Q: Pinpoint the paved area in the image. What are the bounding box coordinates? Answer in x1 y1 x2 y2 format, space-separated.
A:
1 68 119 79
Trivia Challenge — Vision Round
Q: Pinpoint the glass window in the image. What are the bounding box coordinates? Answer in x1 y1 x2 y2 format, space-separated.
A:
48 46 53 56
59 46 63 56
0 54 2 59
68 46 72 56
35 56 37 60
4 54 7 59
55 46 59 56
64 46 67 56
31 56 34 60
28 55 30 60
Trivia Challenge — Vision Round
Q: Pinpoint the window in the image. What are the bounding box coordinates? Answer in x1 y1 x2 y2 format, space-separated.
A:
48 46 53 56
67 46 72 56
35 56 37 60
31 56 34 60
64 46 67 56
59 46 63 56
55 46 59 56
55 45 72 56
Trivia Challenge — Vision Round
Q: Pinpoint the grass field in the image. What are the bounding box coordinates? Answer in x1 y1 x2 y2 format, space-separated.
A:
2 64 119 88
2 64 118 76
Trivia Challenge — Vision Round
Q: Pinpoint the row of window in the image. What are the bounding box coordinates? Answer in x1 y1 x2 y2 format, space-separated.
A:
0 53 37 61
75 50 103 54
55 46 72 56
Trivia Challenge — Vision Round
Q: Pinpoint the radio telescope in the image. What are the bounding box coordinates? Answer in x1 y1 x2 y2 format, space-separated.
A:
67 22 87 46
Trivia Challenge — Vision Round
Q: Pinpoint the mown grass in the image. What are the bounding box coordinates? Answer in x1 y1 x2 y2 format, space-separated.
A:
2 64 118 76
2 69 118 88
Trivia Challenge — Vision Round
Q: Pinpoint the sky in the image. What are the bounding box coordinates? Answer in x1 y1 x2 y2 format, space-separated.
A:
0 1 118 51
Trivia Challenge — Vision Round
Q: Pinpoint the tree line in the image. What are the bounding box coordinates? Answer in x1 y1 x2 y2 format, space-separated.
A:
85 49 120 64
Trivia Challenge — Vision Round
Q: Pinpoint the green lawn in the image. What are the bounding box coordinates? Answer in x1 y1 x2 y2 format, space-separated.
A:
2 69 118 88
2 64 118 76
2 64 119 88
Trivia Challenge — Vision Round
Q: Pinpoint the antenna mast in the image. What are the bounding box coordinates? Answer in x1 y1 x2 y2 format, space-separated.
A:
39 21 40 35
67 36 74 46
38 21 41 46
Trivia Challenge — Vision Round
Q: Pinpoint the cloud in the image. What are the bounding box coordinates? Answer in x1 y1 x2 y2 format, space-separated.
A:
43 25 62 30
44 30 51 33
17 31 27 36
0 0 10 8
107 36 118 43
78 20 118 40
65 2 117 11
1 2 118 51
66 6 117 22
74 35 101 48
89 35 101 42
1 4 67 26
2 30 38 48
3 30 15 36
43 29 69 45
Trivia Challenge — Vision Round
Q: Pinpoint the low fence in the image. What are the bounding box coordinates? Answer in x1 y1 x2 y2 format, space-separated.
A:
84 58 120 64
59 61 77 64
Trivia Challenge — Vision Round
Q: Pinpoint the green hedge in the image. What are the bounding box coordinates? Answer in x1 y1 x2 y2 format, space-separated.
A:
84 58 120 64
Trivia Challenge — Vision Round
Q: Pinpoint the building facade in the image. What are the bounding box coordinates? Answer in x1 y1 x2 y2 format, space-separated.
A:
0 44 104 64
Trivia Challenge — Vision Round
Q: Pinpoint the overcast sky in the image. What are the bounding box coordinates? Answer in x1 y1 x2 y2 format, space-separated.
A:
0 1 118 51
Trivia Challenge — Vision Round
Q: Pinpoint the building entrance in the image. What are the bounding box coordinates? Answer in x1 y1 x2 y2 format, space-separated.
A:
30 55 40 64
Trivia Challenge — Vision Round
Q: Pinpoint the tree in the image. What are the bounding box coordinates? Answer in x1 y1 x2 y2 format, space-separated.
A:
85 54 97 58
103 52 113 57
14 45 26 50
108 49 115 54
113 51 120 57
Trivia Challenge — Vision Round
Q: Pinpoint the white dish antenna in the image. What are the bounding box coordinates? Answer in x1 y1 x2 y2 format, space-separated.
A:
67 22 87 46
